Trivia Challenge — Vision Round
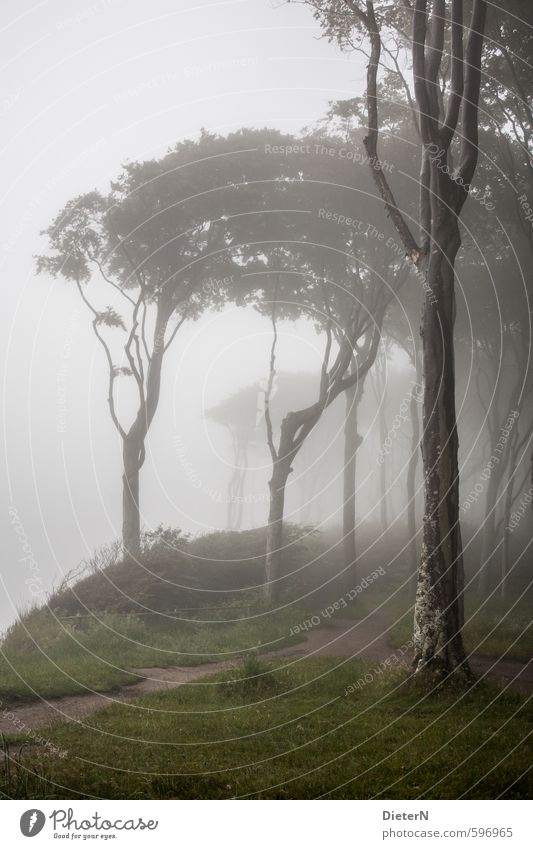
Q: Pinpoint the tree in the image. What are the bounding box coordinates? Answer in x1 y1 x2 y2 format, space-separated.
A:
259 247 406 600
38 128 332 555
238 129 412 601
38 189 197 557
37 132 258 555
342 367 365 581
303 0 488 678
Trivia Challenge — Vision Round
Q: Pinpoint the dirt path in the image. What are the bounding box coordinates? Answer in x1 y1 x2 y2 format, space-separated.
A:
1 614 530 741
270 615 533 692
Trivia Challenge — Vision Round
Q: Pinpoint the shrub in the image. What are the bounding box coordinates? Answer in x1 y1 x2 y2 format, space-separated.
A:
221 653 287 701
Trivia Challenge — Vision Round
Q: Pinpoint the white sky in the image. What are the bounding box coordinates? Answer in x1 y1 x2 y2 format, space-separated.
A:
0 0 367 629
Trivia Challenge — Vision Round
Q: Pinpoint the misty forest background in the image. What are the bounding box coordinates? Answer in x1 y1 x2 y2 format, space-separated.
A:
0 0 532 800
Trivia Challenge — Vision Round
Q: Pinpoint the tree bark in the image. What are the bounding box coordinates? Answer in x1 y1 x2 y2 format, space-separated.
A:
265 456 291 603
500 420 529 599
414 226 470 678
407 377 421 585
120 295 173 555
500 471 515 601
122 430 141 558
335 0 487 680
478 471 503 594
378 402 389 532
342 380 363 587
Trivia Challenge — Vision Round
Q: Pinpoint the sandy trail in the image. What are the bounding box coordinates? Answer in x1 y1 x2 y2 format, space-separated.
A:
0 614 530 742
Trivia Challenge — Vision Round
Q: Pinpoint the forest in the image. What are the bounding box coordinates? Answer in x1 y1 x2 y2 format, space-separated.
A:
1 0 532 805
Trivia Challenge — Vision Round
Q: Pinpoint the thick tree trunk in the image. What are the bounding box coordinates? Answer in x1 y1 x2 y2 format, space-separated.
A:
265 457 291 603
343 0 487 681
122 432 141 557
414 227 470 679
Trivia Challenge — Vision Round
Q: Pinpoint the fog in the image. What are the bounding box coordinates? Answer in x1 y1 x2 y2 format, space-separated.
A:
0 0 368 629
1 1 531 637
0 0 532 809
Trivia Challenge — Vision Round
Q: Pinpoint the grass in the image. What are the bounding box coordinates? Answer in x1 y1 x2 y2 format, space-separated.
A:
386 593 533 663
1 523 530 708
1 581 530 706
1 657 531 800
0 605 302 705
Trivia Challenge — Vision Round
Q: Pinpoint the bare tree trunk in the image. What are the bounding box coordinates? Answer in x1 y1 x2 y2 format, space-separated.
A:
226 436 250 530
120 296 172 557
342 380 363 587
500 420 530 599
226 478 235 530
261 261 387 603
478 400 523 593
478 472 503 594
343 381 358 578
226 451 239 530
334 0 487 679
378 407 389 532
373 356 389 531
235 445 249 530
414 231 469 678
500 474 515 601
407 378 421 584
122 431 141 557
265 455 291 603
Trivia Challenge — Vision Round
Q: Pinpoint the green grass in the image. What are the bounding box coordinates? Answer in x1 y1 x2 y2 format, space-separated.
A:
1 657 531 800
0 606 302 705
387 594 533 663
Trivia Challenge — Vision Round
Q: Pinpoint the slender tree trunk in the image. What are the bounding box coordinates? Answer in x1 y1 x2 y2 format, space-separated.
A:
376 363 389 532
414 227 470 678
120 294 173 557
478 405 521 593
343 382 358 578
122 431 141 557
379 417 388 531
226 477 235 529
265 456 291 603
235 445 249 531
500 425 522 600
478 473 502 594
407 378 421 586
501 478 514 601
342 380 363 588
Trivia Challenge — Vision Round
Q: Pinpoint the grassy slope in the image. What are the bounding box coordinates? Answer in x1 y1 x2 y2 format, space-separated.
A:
1 587 531 705
1 522 530 705
0 607 302 704
1 657 531 800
